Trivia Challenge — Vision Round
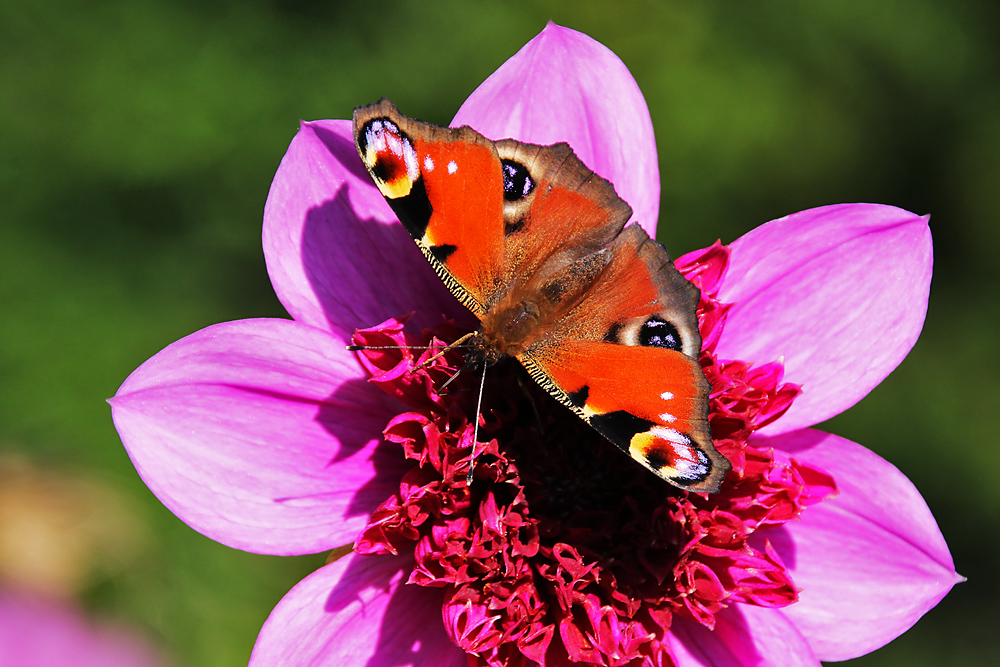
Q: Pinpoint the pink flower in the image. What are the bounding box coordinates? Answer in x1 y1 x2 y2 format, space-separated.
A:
0 588 166 667
110 23 959 667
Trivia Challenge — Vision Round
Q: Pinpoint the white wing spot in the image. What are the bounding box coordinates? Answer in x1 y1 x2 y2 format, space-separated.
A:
423 155 435 172
447 160 458 174
658 392 677 422
650 426 691 446
403 141 419 182
673 452 709 480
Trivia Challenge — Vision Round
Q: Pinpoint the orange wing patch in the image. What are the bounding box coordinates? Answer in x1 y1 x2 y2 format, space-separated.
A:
354 100 506 314
525 339 726 492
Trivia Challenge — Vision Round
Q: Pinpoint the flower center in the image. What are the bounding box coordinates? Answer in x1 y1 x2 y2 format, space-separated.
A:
349 242 837 667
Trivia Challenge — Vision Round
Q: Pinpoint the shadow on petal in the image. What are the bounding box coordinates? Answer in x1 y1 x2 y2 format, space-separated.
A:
751 525 797 571
312 123 374 183
301 185 472 339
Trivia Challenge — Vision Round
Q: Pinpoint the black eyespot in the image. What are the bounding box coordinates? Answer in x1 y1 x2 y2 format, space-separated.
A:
501 160 534 201
644 449 670 470
639 316 682 350
370 158 392 183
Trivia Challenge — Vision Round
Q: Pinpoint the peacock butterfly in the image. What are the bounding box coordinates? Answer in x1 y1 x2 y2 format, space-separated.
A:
352 99 731 493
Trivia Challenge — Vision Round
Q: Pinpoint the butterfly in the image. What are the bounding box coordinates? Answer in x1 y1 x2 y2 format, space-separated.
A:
352 99 730 493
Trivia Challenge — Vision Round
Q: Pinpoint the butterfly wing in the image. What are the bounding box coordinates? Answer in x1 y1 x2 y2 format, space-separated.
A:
519 224 730 493
354 99 631 315
354 99 505 315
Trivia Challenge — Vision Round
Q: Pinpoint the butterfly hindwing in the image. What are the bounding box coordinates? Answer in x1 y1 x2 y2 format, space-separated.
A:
524 341 720 490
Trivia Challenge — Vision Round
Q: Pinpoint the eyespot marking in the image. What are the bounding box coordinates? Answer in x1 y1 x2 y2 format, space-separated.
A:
649 425 691 446
631 428 710 482
359 118 420 200
639 316 682 350
501 160 535 201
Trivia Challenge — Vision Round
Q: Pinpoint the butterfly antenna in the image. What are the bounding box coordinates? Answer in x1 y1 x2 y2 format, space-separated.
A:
466 362 488 486
345 344 445 351
347 331 476 372
413 331 475 371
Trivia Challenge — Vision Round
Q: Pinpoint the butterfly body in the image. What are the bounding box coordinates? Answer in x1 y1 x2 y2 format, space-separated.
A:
473 241 613 363
353 99 731 493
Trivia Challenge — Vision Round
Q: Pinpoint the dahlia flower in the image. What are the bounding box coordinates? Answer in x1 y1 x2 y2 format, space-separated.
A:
111 23 959 667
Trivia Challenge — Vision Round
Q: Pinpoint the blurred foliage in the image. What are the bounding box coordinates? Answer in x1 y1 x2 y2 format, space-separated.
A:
0 0 996 665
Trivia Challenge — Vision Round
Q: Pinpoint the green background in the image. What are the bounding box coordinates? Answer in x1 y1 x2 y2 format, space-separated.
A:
1 0 995 665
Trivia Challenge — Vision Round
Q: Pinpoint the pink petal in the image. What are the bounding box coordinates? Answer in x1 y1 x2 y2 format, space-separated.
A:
759 429 961 661
453 23 660 237
715 204 932 434
669 605 818 667
111 318 410 555
249 553 466 667
0 589 164 667
263 120 467 338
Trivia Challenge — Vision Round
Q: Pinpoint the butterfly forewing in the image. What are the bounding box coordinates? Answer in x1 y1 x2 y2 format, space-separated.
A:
354 99 505 314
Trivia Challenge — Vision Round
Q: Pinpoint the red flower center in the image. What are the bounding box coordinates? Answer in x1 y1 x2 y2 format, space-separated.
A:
350 243 837 667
